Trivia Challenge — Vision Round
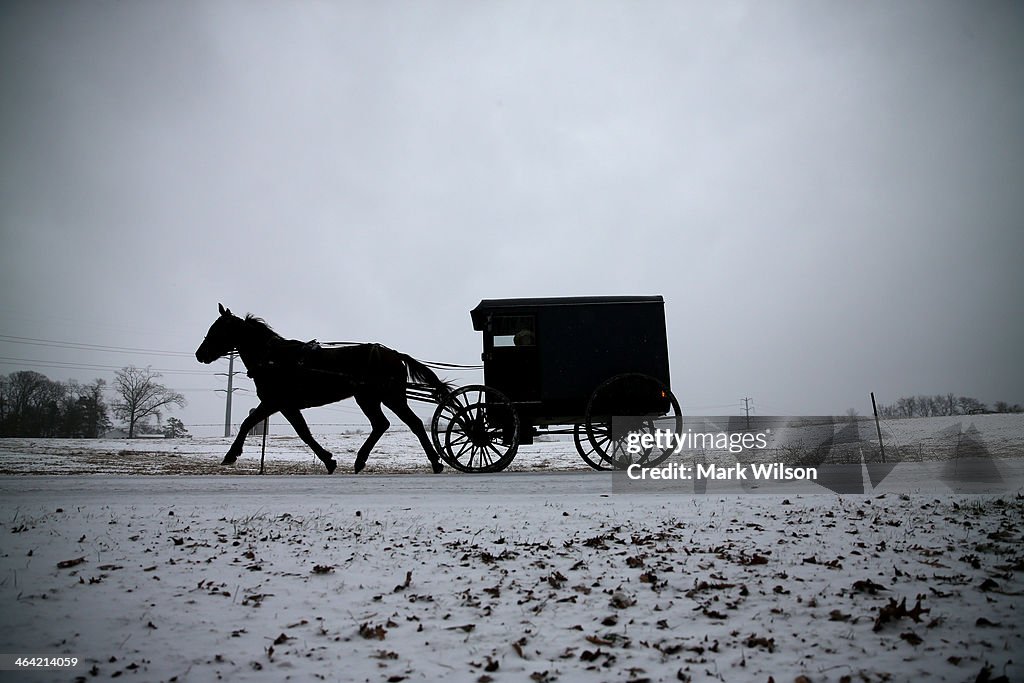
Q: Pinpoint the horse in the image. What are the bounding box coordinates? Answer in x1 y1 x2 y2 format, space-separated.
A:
195 304 451 474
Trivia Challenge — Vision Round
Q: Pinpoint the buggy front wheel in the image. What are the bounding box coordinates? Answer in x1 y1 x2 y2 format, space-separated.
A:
431 385 520 473
573 423 613 471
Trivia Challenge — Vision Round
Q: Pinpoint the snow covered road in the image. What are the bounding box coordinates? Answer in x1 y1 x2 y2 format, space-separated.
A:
1 473 1021 683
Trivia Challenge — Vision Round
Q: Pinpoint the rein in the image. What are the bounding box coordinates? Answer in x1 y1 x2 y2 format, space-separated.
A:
317 340 483 370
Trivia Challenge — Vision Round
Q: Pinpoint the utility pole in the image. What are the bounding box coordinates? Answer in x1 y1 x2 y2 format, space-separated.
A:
741 397 753 430
215 351 243 437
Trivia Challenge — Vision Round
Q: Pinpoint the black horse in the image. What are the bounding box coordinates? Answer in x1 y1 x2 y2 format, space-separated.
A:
195 304 450 474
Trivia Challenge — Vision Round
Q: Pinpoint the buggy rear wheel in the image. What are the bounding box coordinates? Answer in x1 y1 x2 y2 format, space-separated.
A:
584 373 682 470
431 385 519 473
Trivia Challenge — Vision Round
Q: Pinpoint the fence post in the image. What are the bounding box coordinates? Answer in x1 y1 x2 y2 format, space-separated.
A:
259 425 267 475
871 392 886 463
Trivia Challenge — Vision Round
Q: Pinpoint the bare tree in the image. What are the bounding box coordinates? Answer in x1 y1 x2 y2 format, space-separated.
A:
917 395 932 417
112 366 186 438
957 396 986 415
944 393 958 416
897 396 915 418
1 370 51 436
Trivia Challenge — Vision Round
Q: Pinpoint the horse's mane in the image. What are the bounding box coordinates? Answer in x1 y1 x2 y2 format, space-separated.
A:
243 314 282 339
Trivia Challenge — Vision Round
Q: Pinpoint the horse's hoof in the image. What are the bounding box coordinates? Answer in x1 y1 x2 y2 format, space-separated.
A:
354 459 366 474
221 455 237 465
325 458 337 475
431 460 443 474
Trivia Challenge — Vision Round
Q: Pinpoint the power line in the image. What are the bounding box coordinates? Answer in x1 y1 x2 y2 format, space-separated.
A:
0 334 194 357
167 387 236 392
681 402 742 410
188 422 377 428
0 356 214 376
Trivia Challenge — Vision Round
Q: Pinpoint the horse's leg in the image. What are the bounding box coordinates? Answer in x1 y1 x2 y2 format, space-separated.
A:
383 395 443 474
280 408 337 474
223 402 275 465
353 394 389 474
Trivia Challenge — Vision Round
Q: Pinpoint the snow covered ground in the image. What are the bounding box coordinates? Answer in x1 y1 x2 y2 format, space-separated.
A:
0 431 588 476
0 413 1019 477
0 416 1021 682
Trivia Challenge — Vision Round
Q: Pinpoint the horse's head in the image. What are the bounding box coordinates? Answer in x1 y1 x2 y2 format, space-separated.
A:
195 303 242 363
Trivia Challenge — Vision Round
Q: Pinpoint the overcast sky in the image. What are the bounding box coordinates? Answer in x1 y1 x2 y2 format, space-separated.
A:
2 1 1022 437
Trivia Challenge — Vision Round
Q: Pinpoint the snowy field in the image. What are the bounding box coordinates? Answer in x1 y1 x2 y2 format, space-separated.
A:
0 413 1020 477
0 416 1022 683
0 431 587 477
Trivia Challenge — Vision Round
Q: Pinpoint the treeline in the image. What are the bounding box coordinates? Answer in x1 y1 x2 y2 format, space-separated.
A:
0 371 111 437
876 394 1023 419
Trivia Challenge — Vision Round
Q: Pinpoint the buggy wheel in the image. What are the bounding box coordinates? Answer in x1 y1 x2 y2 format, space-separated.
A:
431 385 519 473
573 423 613 471
584 373 682 470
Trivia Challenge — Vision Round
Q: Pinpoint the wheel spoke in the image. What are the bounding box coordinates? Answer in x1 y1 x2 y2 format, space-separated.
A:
456 442 474 461
453 436 473 459
484 441 502 460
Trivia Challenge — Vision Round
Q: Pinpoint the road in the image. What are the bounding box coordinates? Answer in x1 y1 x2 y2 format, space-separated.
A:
2 454 1020 509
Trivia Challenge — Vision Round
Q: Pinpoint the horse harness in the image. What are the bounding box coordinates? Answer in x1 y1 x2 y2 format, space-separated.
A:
245 340 404 393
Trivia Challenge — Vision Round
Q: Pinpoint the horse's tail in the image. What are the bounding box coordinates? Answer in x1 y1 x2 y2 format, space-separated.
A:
400 354 454 402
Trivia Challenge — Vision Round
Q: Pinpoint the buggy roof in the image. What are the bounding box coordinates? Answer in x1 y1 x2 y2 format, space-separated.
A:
471 295 663 331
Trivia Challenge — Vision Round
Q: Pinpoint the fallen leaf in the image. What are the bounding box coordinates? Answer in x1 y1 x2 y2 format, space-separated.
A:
57 557 86 569
359 623 387 640
899 631 922 646
852 579 887 594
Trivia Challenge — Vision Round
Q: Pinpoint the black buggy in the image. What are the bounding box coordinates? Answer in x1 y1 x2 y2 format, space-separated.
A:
424 296 682 472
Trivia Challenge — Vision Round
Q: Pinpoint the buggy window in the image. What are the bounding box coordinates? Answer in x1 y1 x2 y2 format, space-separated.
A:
491 315 536 348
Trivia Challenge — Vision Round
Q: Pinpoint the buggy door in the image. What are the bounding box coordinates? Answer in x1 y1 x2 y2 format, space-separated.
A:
482 314 540 402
